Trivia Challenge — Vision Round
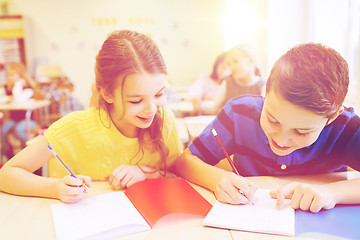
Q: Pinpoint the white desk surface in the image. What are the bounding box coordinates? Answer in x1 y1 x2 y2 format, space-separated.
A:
183 115 216 139
165 100 194 117
0 99 51 157
174 118 190 148
0 99 50 111
1 171 358 240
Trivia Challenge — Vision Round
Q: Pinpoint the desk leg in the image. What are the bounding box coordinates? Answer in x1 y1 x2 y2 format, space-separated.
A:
42 162 48 177
44 104 49 127
34 105 49 129
0 112 3 165
25 110 32 141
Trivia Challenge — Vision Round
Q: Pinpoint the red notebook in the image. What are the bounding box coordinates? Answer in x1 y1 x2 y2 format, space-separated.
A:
51 178 212 240
125 177 212 227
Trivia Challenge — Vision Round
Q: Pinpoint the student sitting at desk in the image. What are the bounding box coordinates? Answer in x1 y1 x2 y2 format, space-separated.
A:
198 45 265 115
2 62 43 159
173 43 360 213
0 30 182 203
187 52 231 114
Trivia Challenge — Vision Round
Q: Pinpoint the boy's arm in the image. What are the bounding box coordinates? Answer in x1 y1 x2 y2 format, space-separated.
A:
173 148 228 190
271 178 360 213
173 148 256 204
331 178 360 204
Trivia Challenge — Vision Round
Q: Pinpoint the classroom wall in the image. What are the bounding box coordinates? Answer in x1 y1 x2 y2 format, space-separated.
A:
268 0 360 112
6 0 360 112
7 0 226 107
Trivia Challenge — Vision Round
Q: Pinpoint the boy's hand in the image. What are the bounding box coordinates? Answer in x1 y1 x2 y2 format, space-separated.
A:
57 175 91 203
270 182 337 212
214 172 257 205
106 165 146 190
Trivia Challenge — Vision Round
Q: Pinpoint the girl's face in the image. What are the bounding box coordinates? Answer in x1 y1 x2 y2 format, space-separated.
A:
260 89 329 156
216 61 231 82
106 72 166 138
226 51 252 81
7 68 21 84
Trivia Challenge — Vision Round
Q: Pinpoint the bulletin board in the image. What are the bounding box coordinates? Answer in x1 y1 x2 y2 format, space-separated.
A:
0 15 26 65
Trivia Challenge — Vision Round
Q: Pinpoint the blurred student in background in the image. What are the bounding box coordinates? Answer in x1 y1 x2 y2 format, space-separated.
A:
198 45 265 115
187 52 231 114
2 63 43 159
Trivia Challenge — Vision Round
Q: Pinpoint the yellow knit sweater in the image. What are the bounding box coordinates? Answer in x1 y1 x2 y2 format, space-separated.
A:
44 107 182 180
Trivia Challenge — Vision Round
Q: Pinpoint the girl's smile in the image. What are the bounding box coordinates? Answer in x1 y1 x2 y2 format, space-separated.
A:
105 72 166 138
136 113 155 124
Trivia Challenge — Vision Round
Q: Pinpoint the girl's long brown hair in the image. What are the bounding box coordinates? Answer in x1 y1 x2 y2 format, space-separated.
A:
91 30 169 173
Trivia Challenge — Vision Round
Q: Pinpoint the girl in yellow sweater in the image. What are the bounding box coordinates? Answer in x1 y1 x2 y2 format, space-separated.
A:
0 30 182 203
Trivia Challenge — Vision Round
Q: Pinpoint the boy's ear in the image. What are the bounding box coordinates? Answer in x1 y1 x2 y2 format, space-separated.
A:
326 106 344 125
100 88 114 104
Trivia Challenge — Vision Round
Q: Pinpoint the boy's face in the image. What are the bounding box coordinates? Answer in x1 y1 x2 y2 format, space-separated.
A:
260 89 329 156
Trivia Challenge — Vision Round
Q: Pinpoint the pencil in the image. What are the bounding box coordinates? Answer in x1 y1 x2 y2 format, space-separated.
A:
211 128 253 204
211 128 239 175
48 144 88 192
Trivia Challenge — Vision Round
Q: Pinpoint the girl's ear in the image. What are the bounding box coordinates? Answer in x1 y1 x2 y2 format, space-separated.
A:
327 106 344 125
100 88 114 104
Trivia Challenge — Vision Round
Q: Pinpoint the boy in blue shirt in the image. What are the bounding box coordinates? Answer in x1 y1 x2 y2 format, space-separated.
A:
173 43 360 213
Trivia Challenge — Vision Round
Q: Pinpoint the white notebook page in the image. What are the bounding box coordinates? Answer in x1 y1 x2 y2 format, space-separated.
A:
203 189 295 236
51 191 150 240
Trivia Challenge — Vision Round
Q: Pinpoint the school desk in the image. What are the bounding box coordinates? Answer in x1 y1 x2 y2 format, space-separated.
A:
183 115 216 140
0 171 358 240
174 115 216 149
0 99 50 140
165 100 195 117
174 118 190 148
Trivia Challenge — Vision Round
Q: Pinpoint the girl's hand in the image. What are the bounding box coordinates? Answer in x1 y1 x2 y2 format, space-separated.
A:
57 175 91 203
106 165 146 190
214 172 257 205
270 182 337 213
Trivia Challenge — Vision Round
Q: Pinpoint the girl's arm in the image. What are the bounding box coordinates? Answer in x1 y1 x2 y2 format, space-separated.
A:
0 135 59 197
0 135 89 202
173 148 256 204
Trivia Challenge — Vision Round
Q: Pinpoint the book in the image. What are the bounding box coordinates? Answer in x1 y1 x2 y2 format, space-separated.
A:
51 178 212 240
202 189 295 236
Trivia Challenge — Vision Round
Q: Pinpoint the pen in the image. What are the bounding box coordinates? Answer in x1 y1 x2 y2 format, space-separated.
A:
211 128 253 204
48 144 88 192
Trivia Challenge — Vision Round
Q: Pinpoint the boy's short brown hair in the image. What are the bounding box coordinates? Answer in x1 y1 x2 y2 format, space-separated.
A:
266 43 349 118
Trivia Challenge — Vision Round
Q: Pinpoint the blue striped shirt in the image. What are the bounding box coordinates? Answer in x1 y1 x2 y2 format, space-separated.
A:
188 95 360 176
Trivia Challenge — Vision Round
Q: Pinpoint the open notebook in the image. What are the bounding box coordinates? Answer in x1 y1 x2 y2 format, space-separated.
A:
203 189 295 236
51 178 212 240
203 188 360 238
